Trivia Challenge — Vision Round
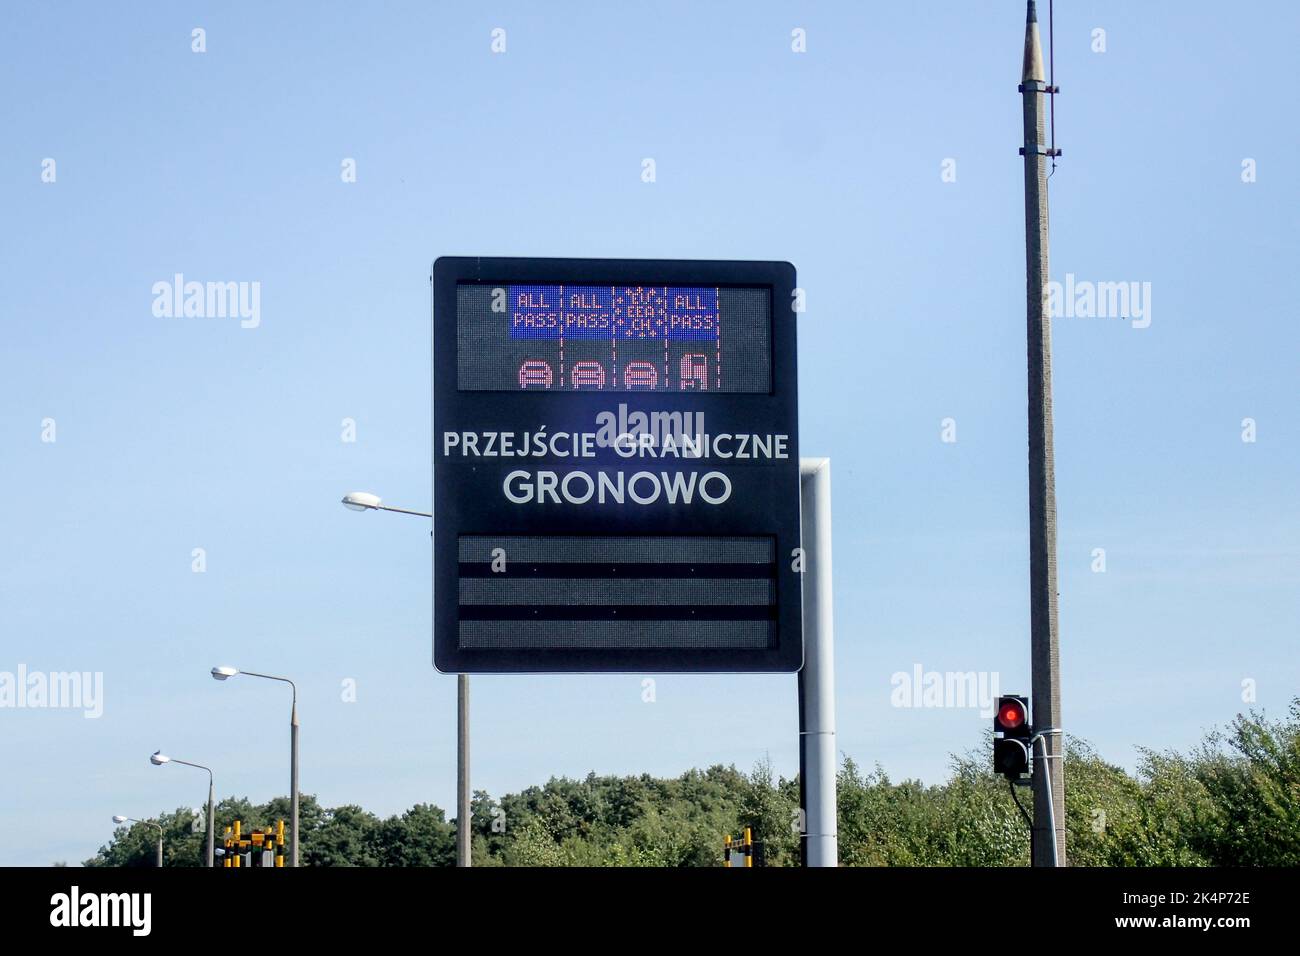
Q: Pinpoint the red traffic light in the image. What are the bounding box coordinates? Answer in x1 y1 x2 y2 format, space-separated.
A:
992 695 1030 777
996 699 1026 730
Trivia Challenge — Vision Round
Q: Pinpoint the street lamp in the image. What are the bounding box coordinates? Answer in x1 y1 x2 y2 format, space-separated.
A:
211 665 300 867
341 491 435 518
113 815 164 867
341 490 473 867
151 751 214 867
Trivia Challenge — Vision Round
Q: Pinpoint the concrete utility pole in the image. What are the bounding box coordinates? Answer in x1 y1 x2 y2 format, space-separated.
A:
1019 0 1065 866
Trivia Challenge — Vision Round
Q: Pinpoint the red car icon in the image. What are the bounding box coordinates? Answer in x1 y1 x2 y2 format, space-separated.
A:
518 359 553 389
570 361 606 389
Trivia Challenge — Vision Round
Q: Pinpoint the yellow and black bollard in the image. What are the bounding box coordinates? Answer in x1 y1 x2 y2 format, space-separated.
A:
723 827 756 868
219 819 287 868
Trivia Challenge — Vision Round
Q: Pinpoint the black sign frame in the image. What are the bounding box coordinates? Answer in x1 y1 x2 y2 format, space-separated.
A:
432 256 801 673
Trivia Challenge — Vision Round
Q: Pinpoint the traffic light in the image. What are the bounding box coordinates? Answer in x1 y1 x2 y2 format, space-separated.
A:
993 695 1031 778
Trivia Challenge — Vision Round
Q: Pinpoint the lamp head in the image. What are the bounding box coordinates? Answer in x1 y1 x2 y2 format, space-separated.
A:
211 666 238 680
112 815 128 824
341 491 382 511
150 751 170 766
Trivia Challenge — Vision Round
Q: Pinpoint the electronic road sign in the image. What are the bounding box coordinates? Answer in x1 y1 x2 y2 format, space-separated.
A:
433 256 801 673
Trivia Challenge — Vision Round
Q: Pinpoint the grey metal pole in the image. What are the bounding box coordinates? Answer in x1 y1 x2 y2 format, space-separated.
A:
1020 0 1065 866
290 696 300 866
375 503 437 518
339 497 444 864
798 458 837 867
152 755 215 866
206 776 215 868
125 819 164 867
223 670 299 865
457 673 471 866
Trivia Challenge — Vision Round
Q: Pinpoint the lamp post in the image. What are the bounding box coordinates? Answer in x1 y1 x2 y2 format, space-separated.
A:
341 491 434 519
340 490 471 867
113 815 163 867
151 751 214 867
211 666 300 867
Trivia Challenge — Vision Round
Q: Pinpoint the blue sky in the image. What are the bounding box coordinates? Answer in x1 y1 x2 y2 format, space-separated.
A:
2 1 1297 866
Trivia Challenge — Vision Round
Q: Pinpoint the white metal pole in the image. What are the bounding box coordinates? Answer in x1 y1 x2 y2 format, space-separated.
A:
798 458 837 867
457 672 471 867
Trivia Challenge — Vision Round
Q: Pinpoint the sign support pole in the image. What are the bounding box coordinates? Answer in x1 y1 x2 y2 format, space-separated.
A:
798 458 837 867
457 673 471 866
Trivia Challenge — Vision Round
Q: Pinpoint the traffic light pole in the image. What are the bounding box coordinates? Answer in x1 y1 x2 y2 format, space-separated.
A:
798 458 837 867
1034 729 1062 864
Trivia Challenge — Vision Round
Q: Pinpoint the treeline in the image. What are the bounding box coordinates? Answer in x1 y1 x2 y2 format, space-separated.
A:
85 699 1300 867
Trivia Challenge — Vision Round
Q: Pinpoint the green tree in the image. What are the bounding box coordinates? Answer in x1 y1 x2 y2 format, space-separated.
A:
737 756 799 866
371 804 455 867
1184 701 1300 865
303 804 381 867
82 698 1300 868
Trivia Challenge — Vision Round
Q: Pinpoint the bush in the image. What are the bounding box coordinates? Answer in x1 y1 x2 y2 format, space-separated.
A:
85 699 1300 867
